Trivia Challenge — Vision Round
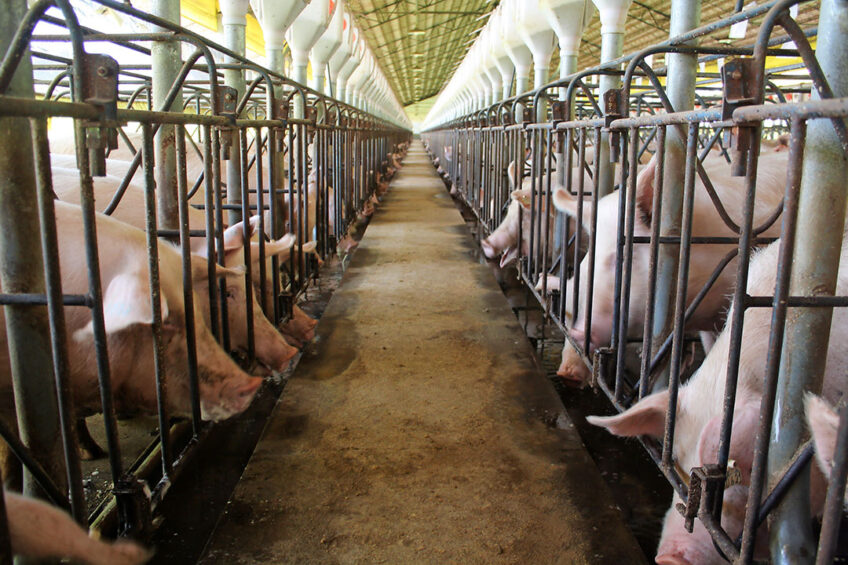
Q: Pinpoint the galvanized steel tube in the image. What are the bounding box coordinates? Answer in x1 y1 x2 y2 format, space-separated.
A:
0 0 66 506
151 0 183 230
768 1 848 562
649 0 701 390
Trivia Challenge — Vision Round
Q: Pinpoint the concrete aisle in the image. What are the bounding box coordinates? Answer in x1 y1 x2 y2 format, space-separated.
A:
200 142 646 564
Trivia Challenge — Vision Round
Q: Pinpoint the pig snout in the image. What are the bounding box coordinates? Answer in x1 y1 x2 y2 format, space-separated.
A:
557 338 592 386
480 238 497 259
201 375 263 422
255 329 298 374
655 504 721 565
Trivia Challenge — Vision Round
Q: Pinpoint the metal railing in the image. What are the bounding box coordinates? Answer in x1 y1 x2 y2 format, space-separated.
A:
424 1 847 563
0 0 409 558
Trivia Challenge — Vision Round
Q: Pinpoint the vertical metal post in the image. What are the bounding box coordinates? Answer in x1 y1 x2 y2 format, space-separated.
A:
31 119 85 523
768 1 848 562
648 0 700 391
595 13 625 200
223 3 247 225
0 0 67 506
151 0 183 230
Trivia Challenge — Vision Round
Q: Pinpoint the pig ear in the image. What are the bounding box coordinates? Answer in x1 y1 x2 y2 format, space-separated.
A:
301 241 317 254
806 393 839 476
250 233 296 261
75 272 168 340
499 246 518 268
634 157 658 225
507 161 518 189
222 219 258 253
511 189 531 210
586 390 669 438
553 187 579 217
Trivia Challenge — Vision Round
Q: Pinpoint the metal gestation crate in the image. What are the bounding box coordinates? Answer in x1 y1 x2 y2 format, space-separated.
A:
0 0 409 555
424 0 848 563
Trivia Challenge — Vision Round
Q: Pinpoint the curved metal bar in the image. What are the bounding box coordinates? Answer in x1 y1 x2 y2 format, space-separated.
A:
0 0 86 96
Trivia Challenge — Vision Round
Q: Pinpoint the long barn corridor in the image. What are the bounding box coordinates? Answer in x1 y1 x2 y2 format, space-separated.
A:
199 142 645 564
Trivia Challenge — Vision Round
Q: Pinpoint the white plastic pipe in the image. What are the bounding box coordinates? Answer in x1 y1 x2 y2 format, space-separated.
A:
338 29 362 104
486 12 514 100
309 0 344 94
327 11 353 99
516 1 557 91
591 0 632 198
540 0 595 85
286 0 332 87
250 0 309 74
499 1 532 97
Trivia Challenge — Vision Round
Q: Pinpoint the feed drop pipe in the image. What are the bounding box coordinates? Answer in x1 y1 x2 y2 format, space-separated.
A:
219 0 249 224
646 0 701 392
0 0 66 509
517 1 556 121
768 1 848 562
327 11 353 99
590 0 632 199
251 0 308 86
540 0 595 226
287 0 332 116
152 0 184 228
310 0 343 95
500 1 532 122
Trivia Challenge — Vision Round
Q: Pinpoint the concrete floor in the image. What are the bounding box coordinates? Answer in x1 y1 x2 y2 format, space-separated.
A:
199 142 646 564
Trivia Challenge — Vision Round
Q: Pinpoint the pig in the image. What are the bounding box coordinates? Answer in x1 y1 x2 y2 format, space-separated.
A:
6 490 151 565
52 171 299 375
553 151 788 385
1 201 263 423
588 232 848 563
805 393 848 506
280 304 319 348
480 164 600 268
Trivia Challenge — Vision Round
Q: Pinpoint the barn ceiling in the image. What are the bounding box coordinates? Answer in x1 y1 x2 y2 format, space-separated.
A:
346 0 819 119
345 0 499 107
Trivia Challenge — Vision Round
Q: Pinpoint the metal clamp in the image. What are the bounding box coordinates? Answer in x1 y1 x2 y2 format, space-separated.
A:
603 89 624 162
114 475 152 539
592 347 615 390
81 53 120 177
212 85 239 160
720 58 758 176
676 464 726 533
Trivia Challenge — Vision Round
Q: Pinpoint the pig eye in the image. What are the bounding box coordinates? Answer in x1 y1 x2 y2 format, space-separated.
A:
226 288 236 300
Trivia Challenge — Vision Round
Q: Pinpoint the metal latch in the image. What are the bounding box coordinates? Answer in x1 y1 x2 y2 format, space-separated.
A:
114 475 152 539
213 85 238 160
676 464 726 533
592 346 615 390
603 89 624 162
81 53 120 177
720 58 758 177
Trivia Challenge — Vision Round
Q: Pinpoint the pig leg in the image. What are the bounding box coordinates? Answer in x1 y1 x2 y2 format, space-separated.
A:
76 418 107 461
5 491 152 565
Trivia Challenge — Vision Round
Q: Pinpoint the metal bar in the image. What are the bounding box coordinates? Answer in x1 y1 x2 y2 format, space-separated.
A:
141 122 173 477
767 1 848 561
649 0 701 391
239 127 255 363
175 125 202 433
30 118 86 523
0 0 67 510
151 0 182 231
